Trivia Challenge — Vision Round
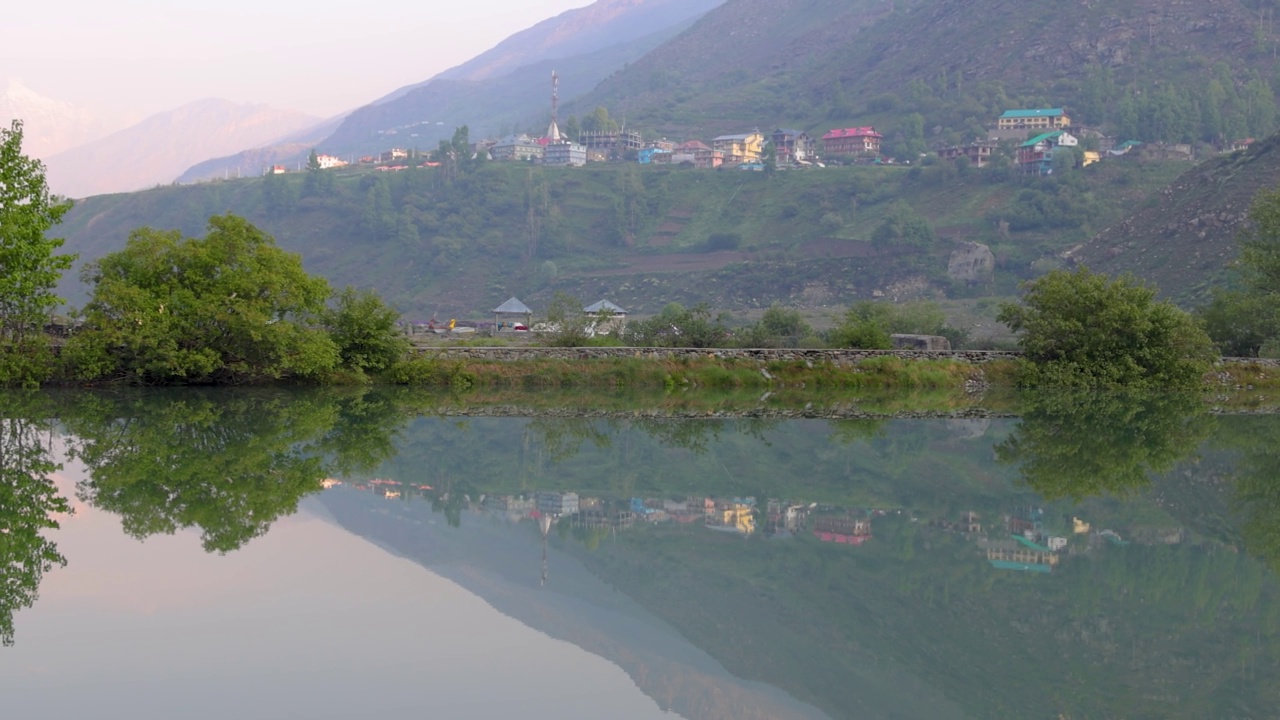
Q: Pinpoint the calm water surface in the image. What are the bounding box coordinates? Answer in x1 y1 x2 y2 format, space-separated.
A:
1 389 1277 719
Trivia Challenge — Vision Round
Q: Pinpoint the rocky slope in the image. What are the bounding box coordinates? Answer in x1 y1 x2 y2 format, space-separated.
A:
1074 134 1280 302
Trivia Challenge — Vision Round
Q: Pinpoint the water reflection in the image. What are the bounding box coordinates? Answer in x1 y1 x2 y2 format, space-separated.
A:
3 389 1280 717
997 390 1212 500
0 396 68 647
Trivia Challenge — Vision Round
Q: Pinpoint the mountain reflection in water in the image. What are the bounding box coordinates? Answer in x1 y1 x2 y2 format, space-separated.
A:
1 388 1278 719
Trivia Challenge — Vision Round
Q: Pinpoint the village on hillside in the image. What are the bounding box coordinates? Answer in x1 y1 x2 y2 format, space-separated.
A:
281 74 1259 179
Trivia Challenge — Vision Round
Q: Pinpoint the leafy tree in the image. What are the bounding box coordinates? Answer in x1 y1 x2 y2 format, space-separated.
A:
827 302 893 349
66 214 339 384
542 292 594 347
302 148 333 197
581 106 619 134
623 303 729 348
998 267 1215 388
0 120 76 386
361 177 396 241
321 286 408 373
1201 289 1280 357
0 402 68 646
562 116 581 142
1202 188 1280 355
739 304 811 348
997 390 1211 500
871 202 935 249
261 170 295 215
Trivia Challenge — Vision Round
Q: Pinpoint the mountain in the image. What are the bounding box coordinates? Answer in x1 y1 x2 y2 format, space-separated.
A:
1072 134 1280 302
174 114 347 185
436 0 726 84
0 79 113 159
317 0 724 156
574 0 1280 143
43 98 319 198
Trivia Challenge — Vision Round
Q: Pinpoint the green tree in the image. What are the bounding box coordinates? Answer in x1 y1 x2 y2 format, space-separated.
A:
261 169 295 215
361 177 396 241
582 106 619 134
543 292 594 347
66 214 339 384
1203 188 1280 355
302 148 333 197
563 116 581 142
623 303 729 348
0 120 76 386
871 202 935 249
739 304 812 348
998 267 1215 388
827 302 894 349
321 286 408 373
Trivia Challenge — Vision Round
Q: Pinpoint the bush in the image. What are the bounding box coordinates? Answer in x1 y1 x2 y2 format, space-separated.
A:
998 267 1215 389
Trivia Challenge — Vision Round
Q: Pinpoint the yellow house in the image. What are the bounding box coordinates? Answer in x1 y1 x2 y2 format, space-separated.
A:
1082 150 1100 167
709 503 756 534
712 130 765 164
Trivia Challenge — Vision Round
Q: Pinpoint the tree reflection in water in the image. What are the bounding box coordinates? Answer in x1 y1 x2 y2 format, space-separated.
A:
997 390 1212 500
63 389 407 553
0 397 69 646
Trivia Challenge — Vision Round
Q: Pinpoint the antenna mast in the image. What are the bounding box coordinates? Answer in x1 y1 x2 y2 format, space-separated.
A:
547 71 562 141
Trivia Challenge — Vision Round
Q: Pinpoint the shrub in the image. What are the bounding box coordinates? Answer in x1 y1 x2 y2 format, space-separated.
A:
998 267 1215 389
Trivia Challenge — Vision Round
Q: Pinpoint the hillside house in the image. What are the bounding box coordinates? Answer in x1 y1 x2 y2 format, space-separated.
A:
315 154 347 169
712 130 765 165
637 147 671 164
997 108 1071 131
490 134 544 162
646 139 676 153
580 129 643 158
1016 131 1077 175
822 126 882 156
813 515 872 545
544 140 587 167
671 141 723 169
770 128 811 163
380 148 409 162
936 141 996 167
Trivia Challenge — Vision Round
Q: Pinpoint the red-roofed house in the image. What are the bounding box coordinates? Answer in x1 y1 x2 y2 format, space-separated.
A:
822 126 882 157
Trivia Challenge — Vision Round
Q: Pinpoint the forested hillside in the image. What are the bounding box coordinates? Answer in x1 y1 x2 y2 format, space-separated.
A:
573 0 1280 152
56 157 1183 319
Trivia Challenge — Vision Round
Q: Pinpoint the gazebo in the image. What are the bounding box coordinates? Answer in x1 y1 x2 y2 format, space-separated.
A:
492 297 533 330
584 299 627 334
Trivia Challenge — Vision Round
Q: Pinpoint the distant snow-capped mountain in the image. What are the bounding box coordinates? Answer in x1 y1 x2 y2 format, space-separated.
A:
43 98 320 198
0 79 113 159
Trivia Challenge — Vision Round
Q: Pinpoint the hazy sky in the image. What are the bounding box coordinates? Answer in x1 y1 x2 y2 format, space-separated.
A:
4 0 591 122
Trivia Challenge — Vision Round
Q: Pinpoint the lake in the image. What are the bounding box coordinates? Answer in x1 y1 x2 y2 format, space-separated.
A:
1 388 1277 719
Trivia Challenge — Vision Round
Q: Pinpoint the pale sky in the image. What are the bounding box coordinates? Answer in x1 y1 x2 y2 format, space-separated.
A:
4 0 591 122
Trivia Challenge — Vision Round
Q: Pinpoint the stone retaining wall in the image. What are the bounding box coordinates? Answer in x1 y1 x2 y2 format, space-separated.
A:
415 346 1023 364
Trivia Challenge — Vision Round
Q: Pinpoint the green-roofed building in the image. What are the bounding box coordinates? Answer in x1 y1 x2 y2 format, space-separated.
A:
997 108 1071 131
1016 130 1078 175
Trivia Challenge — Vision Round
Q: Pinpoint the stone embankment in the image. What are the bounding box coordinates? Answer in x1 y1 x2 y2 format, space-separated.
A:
416 347 1023 364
